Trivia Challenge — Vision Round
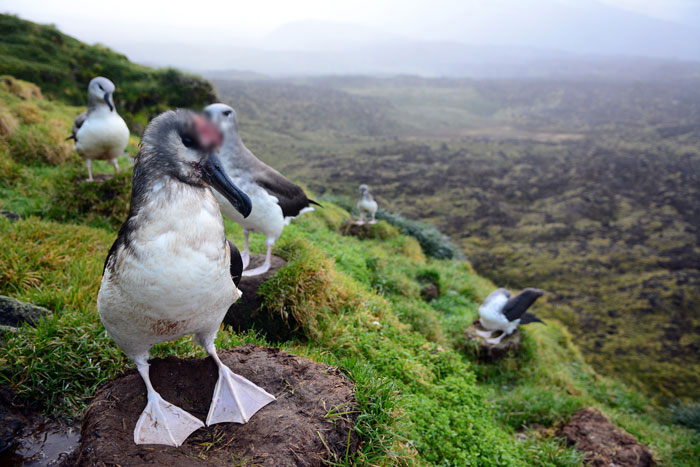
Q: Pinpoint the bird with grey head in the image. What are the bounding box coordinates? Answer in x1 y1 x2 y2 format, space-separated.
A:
69 77 130 181
203 102 320 276
98 109 275 447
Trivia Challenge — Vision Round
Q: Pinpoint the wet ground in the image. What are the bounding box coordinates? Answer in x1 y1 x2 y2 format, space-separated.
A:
0 420 79 467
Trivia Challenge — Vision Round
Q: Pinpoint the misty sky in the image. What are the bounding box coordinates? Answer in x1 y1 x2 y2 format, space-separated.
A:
4 0 700 75
4 0 698 46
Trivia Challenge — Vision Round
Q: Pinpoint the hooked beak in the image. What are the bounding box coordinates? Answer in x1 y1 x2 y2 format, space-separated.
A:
203 152 252 218
104 92 114 112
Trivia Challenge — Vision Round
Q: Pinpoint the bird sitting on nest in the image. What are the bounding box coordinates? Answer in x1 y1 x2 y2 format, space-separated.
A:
204 103 319 277
98 109 275 447
356 184 378 224
69 77 130 182
476 288 544 344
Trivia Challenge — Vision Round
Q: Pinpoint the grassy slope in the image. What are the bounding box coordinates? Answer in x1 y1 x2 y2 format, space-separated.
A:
0 14 217 132
0 78 699 465
212 75 700 404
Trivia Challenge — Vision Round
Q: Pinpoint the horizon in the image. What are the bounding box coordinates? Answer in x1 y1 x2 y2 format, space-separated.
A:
4 0 700 76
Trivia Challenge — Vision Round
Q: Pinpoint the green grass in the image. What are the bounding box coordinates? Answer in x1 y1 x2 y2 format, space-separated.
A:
0 33 699 464
0 14 217 131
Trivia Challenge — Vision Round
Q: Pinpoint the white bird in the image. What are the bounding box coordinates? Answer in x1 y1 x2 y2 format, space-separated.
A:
356 184 378 224
476 288 544 344
97 109 275 447
204 103 319 276
69 77 130 181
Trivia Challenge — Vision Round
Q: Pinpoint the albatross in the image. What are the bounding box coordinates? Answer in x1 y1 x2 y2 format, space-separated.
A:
476 288 545 344
69 77 130 181
356 184 378 224
204 103 319 276
97 109 275 447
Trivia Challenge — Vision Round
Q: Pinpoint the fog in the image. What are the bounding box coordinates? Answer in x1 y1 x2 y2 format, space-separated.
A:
4 0 700 76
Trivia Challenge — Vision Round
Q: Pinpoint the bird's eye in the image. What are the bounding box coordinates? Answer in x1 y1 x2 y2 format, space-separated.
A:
223 110 232 117
97 83 104 91
181 135 196 148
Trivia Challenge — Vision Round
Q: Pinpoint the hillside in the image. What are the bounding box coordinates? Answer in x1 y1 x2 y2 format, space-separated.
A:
1 75 700 465
0 14 217 132
210 74 700 404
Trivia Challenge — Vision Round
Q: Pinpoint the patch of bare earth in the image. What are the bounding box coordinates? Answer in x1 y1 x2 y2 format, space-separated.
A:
73 345 359 466
559 408 655 467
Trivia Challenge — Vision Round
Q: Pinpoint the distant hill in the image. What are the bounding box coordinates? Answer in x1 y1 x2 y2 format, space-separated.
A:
0 14 217 131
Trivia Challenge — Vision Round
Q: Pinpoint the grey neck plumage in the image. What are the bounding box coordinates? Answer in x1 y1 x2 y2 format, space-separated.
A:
87 95 112 114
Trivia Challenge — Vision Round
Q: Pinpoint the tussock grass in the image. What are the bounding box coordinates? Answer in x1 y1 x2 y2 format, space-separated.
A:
0 65 699 464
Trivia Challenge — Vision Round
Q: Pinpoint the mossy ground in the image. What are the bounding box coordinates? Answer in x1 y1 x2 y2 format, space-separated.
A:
1 79 699 466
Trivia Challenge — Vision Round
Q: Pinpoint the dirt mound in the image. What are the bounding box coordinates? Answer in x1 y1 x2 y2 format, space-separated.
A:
74 345 359 466
340 219 397 240
224 254 290 341
462 321 521 361
560 408 655 466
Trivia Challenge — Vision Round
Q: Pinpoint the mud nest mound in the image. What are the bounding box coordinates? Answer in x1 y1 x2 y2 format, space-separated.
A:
462 321 521 361
224 254 290 341
559 408 655 467
74 345 359 466
340 219 396 240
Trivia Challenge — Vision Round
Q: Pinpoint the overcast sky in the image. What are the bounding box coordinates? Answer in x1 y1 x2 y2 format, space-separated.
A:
4 0 698 46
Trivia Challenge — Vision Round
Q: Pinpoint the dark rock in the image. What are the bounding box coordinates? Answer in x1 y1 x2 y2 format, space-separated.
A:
224 254 291 341
462 321 521 361
420 283 440 302
74 345 359 466
559 408 655 466
0 296 52 328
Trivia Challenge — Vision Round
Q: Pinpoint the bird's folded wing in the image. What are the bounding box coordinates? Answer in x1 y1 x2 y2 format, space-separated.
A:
254 169 314 218
503 288 544 321
70 112 87 141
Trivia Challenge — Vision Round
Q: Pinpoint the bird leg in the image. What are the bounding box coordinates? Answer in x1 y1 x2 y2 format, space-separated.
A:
111 158 120 174
242 238 273 277
358 212 366 225
474 329 494 340
486 332 507 345
240 230 250 270
133 362 204 446
85 160 94 182
369 213 377 224
205 343 275 426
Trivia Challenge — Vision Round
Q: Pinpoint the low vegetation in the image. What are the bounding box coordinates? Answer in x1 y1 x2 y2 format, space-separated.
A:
213 73 700 404
0 76 698 465
0 14 217 132
1 17 699 464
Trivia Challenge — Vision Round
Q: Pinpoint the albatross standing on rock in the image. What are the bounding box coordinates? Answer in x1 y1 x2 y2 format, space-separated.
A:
204 103 319 276
356 184 378 224
476 288 545 344
98 109 275 447
69 77 130 181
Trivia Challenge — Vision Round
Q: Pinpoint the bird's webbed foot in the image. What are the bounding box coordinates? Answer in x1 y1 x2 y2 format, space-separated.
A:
134 391 204 446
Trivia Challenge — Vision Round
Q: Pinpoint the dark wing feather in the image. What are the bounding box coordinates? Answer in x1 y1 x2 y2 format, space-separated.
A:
254 168 315 218
68 112 87 141
503 288 544 321
228 240 243 287
519 312 543 325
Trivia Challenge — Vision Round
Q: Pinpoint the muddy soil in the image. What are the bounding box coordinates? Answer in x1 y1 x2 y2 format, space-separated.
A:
560 408 655 466
74 345 359 466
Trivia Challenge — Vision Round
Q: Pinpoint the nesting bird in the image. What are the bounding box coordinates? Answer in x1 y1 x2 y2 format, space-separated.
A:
97 109 275 447
476 288 544 344
356 184 378 224
69 77 130 181
204 103 319 276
